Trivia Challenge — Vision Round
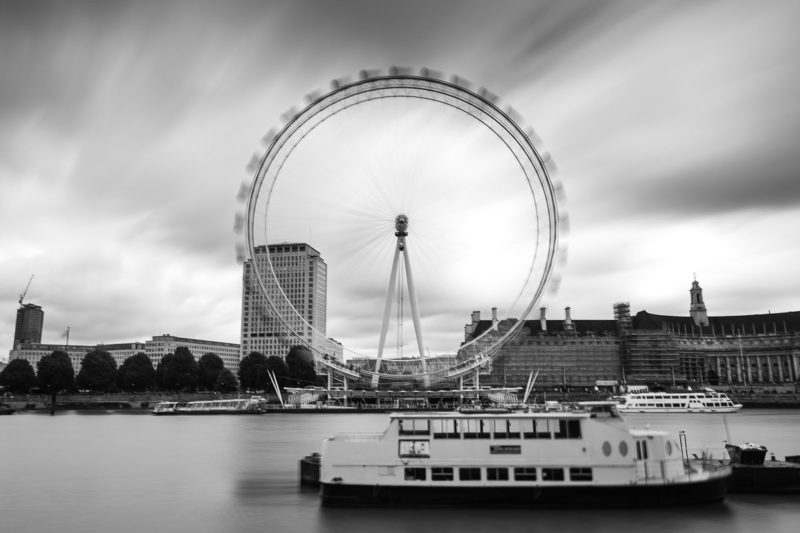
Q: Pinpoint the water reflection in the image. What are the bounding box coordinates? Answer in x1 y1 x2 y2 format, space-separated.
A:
1 410 799 533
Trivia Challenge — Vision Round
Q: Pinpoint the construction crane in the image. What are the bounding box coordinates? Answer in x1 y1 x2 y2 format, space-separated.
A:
19 274 34 305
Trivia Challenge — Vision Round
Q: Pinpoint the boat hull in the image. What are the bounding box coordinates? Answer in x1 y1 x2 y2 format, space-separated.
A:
151 410 263 415
320 475 730 508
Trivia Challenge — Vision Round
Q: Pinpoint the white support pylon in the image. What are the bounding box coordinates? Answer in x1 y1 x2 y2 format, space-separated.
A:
372 214 429 388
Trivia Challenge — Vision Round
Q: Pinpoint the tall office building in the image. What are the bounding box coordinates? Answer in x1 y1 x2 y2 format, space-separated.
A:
241 243 332 360
14 304 44 347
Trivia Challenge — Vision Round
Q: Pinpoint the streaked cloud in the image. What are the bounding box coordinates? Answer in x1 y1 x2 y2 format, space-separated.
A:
2 0 799 359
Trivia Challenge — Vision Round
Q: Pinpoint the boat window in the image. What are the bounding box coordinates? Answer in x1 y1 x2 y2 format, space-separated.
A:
602 441 612 456
487 467 509 481
507 419 524 438
569 467 593 481
398 440 430 458
398 418 430 436
522 419 538 438
463 419 490 439
665 440 673 456
619 441 629 457
635 440 648 460
459 467 481 481
431 467 454 481
432 419 459 439
555 419 582 439
541 467 565 481
514 467 537 481
404 467 426 481
493 419 521 439
533 419 555 439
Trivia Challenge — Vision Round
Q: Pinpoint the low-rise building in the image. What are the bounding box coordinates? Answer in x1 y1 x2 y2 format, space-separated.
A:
10 335 241 376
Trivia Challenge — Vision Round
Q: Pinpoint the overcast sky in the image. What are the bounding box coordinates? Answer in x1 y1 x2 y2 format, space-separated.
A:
2 0 799 361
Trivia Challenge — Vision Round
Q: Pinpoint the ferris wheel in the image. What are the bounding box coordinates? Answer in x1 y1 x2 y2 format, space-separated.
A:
237 67 564 388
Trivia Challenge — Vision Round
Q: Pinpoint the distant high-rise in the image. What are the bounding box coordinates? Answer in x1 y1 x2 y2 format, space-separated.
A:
14 304 43 347
241 243 329 359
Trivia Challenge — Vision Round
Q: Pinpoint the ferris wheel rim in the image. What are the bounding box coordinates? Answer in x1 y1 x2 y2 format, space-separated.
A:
244 69 561 383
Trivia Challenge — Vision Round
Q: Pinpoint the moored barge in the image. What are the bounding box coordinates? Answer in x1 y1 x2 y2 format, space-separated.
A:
152 396 266 415
319 403 730 507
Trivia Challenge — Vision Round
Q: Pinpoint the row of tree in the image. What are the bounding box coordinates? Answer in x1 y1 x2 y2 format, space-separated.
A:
0 345 319 397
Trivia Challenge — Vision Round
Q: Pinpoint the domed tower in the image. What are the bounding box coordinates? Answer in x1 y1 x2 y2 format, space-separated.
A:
689 279 709 327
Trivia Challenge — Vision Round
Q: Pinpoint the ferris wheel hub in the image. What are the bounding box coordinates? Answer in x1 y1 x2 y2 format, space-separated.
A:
394 214 409 236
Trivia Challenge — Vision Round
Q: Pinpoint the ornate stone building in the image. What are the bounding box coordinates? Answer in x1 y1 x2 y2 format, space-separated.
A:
465 281 800 390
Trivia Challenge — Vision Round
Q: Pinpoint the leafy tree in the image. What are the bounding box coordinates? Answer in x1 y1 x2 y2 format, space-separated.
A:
0 359 37 393
76 349 118 393
214 368 238 393
37 350 75 414
161 347 198 392
155 353 174 390
265 355 290 392
117 353 156 392
286 345 316 387
197 352 225 390
238 351 269 391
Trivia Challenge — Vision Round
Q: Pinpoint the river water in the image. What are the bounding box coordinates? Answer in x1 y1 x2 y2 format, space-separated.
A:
1 409 799 533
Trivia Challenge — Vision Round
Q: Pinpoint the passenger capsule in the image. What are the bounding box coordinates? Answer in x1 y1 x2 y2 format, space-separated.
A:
245 153 261 173
260 128 277 147
236 181 250 202
450 75 473 90
478 87 499 104
359 69 382 80
233 212 245 234
280 106 298 123
330 76 351 89
234 242 246 264
304 90 323 104
419 67 443 79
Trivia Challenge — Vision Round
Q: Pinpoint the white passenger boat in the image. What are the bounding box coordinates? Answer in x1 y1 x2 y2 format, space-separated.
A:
319 403 731 507
615 388 742 414
151 396 266 415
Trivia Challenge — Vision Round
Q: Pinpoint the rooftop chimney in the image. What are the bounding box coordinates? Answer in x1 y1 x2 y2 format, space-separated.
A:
565 306 574 332
540 307 547 332
491 307 498 328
